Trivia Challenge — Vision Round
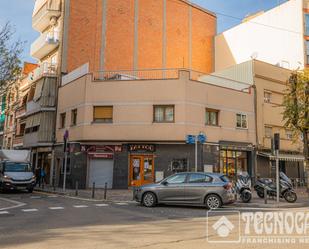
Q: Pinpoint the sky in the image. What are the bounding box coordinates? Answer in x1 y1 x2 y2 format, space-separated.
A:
0 0 287 64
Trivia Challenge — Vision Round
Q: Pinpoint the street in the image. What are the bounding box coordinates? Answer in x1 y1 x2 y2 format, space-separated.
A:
0 191 309 249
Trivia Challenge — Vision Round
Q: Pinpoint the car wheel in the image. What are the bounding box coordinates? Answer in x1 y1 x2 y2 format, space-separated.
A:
142 192 156 207
205 194 222 209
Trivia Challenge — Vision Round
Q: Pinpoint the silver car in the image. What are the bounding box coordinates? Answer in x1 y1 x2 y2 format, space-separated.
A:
134 172 235 209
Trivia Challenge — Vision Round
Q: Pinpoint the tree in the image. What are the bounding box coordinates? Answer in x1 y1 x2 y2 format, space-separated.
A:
283 70 309 191
0 22 24 93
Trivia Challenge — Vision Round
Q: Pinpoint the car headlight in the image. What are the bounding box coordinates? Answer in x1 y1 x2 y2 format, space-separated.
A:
3 175 12 181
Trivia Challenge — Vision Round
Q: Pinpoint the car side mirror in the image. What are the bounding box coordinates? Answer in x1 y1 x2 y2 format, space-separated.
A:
161 181 168 186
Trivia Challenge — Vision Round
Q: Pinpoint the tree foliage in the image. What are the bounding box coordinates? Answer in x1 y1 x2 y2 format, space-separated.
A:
0 22 24 92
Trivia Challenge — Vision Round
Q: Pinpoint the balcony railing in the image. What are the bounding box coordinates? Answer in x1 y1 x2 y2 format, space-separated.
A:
30 31 59 59
93 69 180 81
28 62 57 83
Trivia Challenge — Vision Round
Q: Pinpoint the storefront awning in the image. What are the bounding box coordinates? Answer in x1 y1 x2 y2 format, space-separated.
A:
257 152 305 162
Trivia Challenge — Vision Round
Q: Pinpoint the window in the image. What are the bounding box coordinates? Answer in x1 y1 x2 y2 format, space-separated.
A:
153 105 174 123
264 91 272 103
236 114 247 129
286 130 293 140
9 115 13 126
165 174 186 184
93 106 113 123
60 113 66 128
188 173 212 183
71 109 77 126
305 14 309 36
265 126 272 137
205 108 219 126
19 123 26 136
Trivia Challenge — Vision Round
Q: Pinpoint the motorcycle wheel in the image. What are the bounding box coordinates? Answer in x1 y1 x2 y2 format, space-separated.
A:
284 191 297 203
241 191 252 203
257 191 264 199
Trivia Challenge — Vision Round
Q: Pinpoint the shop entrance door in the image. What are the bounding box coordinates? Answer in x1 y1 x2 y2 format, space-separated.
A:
130 155 154 186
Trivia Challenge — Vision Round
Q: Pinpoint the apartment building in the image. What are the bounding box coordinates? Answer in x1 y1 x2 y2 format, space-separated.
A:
26 0 64 181
54 69 255 189
201 60 305 180
61 0 216 75
215 0 308 71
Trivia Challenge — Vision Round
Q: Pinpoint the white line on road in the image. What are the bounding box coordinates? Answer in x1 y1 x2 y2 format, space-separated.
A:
115 203 128 206
0 197 26 211
22 209 38 212
0 211 9 215
30 196 41 199
73 205 88 208
48 207 64 210
94 204 109 207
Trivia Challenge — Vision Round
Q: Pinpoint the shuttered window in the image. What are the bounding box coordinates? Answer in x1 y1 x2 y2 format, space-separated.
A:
93 106 113 123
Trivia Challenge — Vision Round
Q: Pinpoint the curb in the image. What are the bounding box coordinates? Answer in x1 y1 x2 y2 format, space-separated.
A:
34 188 135 203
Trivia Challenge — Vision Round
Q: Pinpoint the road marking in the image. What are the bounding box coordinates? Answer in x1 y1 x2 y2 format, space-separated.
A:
22 209 38 212
30 196 41 199
0 211 9 215
0 197 26 211
48 207 64 210
115 202 128 206
73 205 88 208
95 204 109 207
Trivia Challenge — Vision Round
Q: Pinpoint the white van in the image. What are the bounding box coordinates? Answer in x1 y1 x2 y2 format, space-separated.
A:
0 150 36 193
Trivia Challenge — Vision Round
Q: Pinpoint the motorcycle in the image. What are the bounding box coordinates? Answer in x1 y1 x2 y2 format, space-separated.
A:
254 172 297 203
235 172 252 203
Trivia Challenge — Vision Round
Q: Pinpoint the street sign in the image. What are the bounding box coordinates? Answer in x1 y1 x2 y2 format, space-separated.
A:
198 134 207 143
186 135 196 144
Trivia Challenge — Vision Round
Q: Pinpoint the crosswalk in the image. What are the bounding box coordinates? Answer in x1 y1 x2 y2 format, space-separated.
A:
0 201 130 216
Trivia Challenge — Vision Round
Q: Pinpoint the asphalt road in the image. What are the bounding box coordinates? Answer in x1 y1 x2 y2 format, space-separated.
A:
1 191 309 249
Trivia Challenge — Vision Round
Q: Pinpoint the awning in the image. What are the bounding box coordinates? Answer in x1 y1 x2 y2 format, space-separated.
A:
258 152 304 162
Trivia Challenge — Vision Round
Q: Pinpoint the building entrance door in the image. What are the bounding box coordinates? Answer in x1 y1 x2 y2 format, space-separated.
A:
130 155 154 186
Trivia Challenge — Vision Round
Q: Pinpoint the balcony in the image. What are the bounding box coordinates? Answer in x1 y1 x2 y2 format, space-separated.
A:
28 62 57 83
32 0 61 32
30 31 59 60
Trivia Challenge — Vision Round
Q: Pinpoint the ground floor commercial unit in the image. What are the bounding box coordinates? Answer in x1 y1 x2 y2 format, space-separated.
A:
256 151 306 183
52 141 255 189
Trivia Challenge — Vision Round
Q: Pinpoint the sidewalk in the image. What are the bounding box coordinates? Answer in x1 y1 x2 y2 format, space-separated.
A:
230 188 309 209
34 185 133 202
34 185 309 208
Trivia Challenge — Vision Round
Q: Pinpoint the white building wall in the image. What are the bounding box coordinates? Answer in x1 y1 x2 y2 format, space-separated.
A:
215 0 304 71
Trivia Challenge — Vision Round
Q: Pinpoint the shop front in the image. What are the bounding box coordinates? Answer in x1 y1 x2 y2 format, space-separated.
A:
218 141 254 179
128 144 155 187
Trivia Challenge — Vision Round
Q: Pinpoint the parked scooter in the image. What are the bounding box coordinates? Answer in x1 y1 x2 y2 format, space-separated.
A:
254 172 297 203
235 172 252 203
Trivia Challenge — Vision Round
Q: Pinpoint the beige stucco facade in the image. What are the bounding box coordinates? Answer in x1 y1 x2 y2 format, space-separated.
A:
56 70 255 145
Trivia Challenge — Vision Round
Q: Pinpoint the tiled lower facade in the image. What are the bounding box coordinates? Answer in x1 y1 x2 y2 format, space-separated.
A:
53 142 255 189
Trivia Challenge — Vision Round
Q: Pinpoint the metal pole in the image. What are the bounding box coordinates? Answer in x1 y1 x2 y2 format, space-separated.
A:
264 187 267 204
276 149 280 205
75 181 78 196
63 151 67 192
195 136 198 172
92 182 95 199
104 182 107 200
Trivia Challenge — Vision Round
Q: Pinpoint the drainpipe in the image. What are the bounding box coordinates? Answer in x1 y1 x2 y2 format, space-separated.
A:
252 84 259 182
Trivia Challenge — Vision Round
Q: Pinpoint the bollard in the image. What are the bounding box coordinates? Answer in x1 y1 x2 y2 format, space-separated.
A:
75 181 78 196
92 182 95 199
264 187 267 204
104 182 107 200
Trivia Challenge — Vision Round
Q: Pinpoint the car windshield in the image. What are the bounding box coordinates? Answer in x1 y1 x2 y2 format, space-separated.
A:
4 162 32 172
220 175 230 182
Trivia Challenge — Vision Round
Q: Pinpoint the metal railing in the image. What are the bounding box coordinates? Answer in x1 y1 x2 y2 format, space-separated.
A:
28 62 58 82
93 69 181 81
